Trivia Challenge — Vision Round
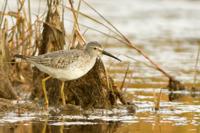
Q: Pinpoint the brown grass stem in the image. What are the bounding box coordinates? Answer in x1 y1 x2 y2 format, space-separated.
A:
0 0 8 28
192 44 200 87
120 63 130 91
63 6 123 40
80 0 174 81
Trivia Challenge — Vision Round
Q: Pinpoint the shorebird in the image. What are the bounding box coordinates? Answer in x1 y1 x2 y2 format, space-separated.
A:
15 41 121 108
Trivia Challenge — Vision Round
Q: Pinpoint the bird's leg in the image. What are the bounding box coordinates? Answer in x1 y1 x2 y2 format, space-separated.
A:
42 76 51 108
61 81 66 106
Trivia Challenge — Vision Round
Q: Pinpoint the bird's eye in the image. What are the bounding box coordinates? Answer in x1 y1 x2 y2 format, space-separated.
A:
94 47 97 50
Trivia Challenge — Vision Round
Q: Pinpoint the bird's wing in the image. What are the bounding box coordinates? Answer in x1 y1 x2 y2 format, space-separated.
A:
28 50 85 69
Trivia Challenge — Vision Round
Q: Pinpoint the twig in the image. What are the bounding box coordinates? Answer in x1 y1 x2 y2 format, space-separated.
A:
0 0 8 28
64 17 128 45
120 63 130 90
193 44 200 87
81 0 174 80
68 0 80 30
64 6 123 41
155 89 162 111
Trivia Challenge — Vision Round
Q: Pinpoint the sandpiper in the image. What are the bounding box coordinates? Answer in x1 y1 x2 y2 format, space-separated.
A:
15 41 121 108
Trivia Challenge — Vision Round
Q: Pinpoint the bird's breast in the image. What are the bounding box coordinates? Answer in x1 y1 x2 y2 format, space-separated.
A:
58 57 96 81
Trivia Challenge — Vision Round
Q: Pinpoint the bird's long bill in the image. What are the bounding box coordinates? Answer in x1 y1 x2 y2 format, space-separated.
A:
102 50 121 62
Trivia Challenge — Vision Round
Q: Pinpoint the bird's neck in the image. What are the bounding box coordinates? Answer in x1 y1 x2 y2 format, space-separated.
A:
85 49 97 59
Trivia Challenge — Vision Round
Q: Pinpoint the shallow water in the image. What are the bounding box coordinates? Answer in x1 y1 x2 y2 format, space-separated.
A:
1 0 200 133
1 88 200 133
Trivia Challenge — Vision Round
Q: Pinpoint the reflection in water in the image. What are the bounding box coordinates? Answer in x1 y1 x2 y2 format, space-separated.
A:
1 87 200 133
168 91 183 101
0 120 121 133
168 89 200 101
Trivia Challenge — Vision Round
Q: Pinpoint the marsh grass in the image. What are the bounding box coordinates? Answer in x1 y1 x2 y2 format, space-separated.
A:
0 0 194 111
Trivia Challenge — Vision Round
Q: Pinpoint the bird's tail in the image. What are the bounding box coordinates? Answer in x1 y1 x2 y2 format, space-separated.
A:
14 54 29 60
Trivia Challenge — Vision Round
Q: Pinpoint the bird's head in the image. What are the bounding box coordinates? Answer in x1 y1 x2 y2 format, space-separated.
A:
85 41 121 61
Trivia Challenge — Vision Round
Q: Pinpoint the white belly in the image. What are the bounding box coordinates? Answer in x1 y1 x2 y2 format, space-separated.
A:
34 58 96 81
